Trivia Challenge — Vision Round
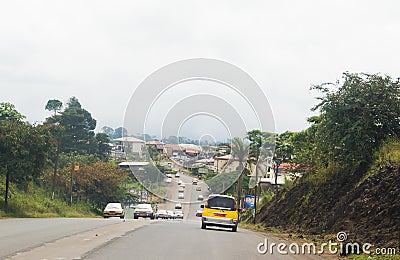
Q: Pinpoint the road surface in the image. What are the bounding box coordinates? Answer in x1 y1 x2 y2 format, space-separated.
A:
0 170 324 259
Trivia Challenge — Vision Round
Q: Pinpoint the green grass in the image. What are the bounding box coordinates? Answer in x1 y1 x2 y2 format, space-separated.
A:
0 182 97 218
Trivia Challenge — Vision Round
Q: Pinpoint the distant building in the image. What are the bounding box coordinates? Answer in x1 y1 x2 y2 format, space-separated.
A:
114 137 145 155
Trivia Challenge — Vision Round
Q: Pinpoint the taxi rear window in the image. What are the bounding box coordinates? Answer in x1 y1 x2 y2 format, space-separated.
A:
207 196 236 210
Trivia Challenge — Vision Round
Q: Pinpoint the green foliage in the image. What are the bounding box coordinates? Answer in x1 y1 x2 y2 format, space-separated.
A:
45 99 63 116
0 180 96 218
312 72 400 166
0 102 26 121
0 121 55 191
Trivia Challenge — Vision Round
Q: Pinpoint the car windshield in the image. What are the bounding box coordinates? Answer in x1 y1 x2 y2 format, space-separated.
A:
207 196 236 210
105 204 121 210
136 204 151 209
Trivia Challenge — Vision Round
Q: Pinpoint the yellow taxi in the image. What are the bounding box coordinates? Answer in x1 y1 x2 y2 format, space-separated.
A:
200 194 238 232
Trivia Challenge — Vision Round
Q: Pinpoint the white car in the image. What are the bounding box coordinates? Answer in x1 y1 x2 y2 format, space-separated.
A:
178 180 183 186
197 195 204 201
174 210 184 219
175 203 182 209
103 203 124 219
178 193 184 199
178 186 184 193
175 172 180 178
167 210 175 219
166 177 172 183
133 204 155 219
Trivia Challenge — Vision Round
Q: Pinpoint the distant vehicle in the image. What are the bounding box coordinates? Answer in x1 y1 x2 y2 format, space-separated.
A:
166 173 172 178
166 177 172 183
180 183 185 189
174 210 184 219
175 203 182 209
103 203 124 219
195 209 203 217
196 186 202 191
197 195 204 201
178 180 183 186
201 194 238 232
175 172 180 178
178 186 184 193
178 193 184 199
133 204 155 219
167 210 175 219
155 209 169 219
192 178 198 185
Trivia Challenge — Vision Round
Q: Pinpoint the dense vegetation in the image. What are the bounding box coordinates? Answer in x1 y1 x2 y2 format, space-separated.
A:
0 98 130 217
252 73 400 249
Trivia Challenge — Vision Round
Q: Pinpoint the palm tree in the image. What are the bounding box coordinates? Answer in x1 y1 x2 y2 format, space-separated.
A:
231 137 249 215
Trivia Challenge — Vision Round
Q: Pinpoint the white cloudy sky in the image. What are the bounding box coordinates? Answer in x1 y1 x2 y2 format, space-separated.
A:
1 1 399 139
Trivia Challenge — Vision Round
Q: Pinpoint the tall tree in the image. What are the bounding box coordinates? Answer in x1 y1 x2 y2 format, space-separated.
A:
231 137 249 214
59 97 97 154
45 99 63 117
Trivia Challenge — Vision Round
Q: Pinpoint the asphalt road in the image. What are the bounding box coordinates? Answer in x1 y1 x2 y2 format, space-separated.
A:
0 171 324 259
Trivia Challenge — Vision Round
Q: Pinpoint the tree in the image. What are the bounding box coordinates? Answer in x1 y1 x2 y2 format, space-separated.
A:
58 97 97 154
113 127 128 139
0 102 25 121
95 133 111 161
101 126 115 138
231 137 249 214
0 120 54 207
312 72 400 166
45 99 63 117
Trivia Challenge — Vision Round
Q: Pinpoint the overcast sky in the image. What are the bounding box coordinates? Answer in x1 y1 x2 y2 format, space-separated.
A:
1 1 400 140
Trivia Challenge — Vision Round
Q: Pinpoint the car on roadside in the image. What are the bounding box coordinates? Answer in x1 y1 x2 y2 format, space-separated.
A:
133 204 155 219
155 209 169 219
167 210 175 219
166 177 172 183
103 203 124 219
175 172 180 178
166 173 172 178
174 210 184 219
195 209 203 217
175 203 182 209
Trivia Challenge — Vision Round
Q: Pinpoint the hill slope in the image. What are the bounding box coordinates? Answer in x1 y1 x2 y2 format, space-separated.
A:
256 142 400 248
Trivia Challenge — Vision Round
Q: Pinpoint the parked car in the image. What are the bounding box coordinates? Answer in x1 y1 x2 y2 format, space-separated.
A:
175 172 180 178
166 177 172 183
178 186 184 193
178 193 184 199
175 203 182 209
195 209 203 217
103 203 124 219
133 204 155 219
192 178 198 185
155 209 169 219
167 210 175 219
178 180 183 186
174 210 184 219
